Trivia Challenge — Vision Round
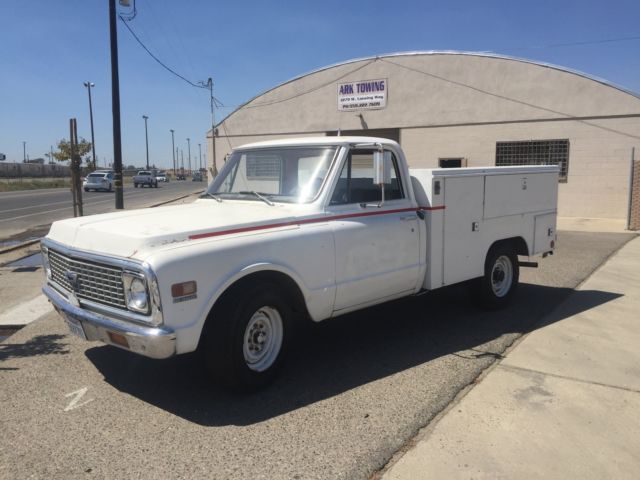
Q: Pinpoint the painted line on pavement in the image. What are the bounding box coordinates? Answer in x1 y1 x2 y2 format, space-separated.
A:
0 294 53 327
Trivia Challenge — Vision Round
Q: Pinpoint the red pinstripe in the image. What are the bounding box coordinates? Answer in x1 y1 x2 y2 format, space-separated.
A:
188 205 445 240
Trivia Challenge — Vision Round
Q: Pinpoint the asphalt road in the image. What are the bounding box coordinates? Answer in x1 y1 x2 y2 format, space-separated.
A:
0 181 205 241
0 231 635 479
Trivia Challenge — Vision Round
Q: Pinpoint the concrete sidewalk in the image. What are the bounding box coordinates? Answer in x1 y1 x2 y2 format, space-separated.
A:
383 236 640 479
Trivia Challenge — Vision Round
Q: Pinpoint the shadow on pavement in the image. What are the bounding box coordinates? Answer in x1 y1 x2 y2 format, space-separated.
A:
0 334 69 363
85 283 621 426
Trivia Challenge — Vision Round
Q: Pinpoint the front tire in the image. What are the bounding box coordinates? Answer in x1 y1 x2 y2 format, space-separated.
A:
203 284 291 391
473 244 519 309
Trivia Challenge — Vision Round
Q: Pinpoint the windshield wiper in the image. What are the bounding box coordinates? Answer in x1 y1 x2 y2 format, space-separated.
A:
200 192 222 202
238 191 275 206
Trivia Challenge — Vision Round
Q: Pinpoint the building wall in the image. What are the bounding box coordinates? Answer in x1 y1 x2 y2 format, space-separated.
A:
630 158 640 230
208 52 640 221
401 117 640 218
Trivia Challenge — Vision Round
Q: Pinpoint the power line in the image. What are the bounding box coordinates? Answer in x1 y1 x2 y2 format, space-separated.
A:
379 57 640 141
505 34 640 52
119 15 207 90
244 59 377 109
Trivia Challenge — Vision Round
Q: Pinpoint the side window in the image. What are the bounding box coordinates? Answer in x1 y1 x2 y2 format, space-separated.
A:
330 149 404 205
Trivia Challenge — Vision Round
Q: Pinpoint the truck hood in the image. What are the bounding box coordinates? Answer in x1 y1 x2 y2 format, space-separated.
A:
46 200 315 260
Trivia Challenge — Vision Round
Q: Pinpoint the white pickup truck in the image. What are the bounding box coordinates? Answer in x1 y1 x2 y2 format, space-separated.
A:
41 137 558 390
133 170 158 188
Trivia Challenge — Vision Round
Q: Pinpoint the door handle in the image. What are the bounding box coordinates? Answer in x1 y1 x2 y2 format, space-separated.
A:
400 215 416 221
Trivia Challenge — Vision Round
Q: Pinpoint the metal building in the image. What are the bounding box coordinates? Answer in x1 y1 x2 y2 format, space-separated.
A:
208 51 640 228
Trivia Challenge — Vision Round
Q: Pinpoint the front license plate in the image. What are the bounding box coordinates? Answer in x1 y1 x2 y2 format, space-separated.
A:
63 313 87 340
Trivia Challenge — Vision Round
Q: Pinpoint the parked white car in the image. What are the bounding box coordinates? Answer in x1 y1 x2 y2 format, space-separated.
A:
42 137 558 391
83 171 114 192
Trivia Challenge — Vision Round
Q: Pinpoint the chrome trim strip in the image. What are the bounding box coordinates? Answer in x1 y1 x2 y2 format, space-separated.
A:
43 284 175 359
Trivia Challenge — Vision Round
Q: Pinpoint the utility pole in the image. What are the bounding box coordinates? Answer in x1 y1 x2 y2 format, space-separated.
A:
50 145 54 164
204 77 218 178
84 82 97 170
109 0 124 209
181 149 184 170
143 115 149 169
22 141 26 163
187 138 191 175
170 129 176 176
69 118 83 217
198 143 202 172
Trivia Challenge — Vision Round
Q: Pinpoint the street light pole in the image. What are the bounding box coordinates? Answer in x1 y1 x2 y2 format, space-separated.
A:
143 115 149 169
170 129 175 176
198 143 202 172
187 138 191 175
83 82 97 170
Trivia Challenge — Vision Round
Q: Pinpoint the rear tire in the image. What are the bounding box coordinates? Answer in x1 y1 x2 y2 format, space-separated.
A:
134 183 138 188
203 284 291 391
473 243 519 310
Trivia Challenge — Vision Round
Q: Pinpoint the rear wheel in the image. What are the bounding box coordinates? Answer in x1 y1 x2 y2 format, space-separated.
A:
203 284 291 391
134 183 138 188
473 243 519 309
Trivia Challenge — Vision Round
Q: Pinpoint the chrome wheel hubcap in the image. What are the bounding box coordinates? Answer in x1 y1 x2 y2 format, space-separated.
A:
243 306 283 372
491 255 513 297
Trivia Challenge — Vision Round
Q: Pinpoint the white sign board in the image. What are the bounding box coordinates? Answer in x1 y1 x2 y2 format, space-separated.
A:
337 79 387 111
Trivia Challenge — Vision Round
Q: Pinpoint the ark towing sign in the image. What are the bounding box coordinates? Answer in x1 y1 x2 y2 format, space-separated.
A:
337 78 387 111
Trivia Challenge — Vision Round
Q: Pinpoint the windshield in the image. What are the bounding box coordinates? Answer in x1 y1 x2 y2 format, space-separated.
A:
88 173 105 178
206 146 338 204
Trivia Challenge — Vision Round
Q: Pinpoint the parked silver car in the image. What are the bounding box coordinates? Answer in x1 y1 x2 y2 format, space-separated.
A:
83 171 114 192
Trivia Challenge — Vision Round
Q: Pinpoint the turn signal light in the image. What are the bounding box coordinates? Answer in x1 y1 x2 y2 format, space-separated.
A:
171 281 197 298
108 331 129 349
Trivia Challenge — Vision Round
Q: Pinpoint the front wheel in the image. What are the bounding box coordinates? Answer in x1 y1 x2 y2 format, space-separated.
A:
203 285 291 391
472 244 519 309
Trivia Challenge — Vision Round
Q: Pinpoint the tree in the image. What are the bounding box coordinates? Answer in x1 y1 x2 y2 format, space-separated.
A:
53 138 92 166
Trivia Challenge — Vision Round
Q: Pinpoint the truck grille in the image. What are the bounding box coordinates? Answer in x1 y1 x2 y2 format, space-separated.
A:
48 249 126 309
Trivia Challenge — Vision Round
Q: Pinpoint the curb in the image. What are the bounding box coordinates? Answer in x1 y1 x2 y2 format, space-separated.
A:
0 190 205 256
0 238 41 256
149 190 204 208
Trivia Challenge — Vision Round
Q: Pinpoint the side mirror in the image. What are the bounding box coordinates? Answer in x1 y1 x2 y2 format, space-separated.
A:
373 150 392 185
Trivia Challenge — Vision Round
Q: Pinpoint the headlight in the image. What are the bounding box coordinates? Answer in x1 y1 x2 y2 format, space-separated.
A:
122 271 150 314
41 245 52 279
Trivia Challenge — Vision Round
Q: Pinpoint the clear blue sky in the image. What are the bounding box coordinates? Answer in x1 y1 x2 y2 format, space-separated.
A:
1 0 639 169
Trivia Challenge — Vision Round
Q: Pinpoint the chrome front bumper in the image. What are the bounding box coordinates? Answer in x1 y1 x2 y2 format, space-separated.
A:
43 284 176 359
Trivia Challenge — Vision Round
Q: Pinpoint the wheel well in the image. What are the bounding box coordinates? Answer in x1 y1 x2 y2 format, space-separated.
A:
209 270 308 321
489 236 529 257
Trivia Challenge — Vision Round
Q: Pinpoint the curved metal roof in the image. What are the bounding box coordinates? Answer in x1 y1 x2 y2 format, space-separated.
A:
216 50 640 128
